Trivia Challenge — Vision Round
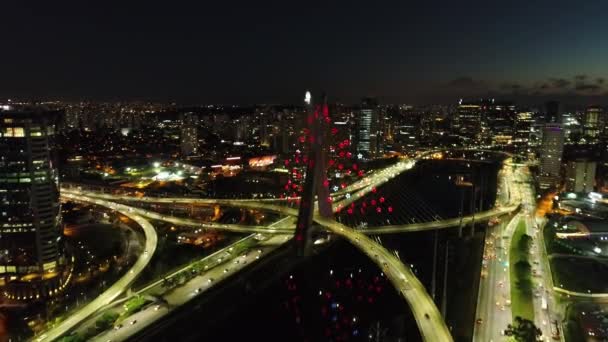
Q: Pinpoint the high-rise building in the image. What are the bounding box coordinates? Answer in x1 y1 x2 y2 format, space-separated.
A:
180 113 199 156
355 97 379 158
486 101 516 145
513 112 534 142
565 160 596 193
539 124 565 189
584 106 602 141
545 101 560 123
0 109 69 300
453 99 484 144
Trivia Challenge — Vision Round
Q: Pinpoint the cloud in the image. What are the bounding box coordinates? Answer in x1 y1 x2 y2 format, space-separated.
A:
443 73 608 104
447 77 484 88
500 83 522 91
575 74 587 81
575 83 602 92
549 78 570 89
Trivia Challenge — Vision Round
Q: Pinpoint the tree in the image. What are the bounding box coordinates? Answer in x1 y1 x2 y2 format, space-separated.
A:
505 316 543 342
514 260 531 275
514 260 532 293
518 234 532 253
57 335 85 342
95 312 119 331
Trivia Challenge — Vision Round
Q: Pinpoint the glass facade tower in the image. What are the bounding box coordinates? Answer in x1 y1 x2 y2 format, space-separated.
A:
0 109 68 300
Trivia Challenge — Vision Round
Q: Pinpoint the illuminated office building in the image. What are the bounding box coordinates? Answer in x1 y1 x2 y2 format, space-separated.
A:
584 106 602 141
565 160 596 193
453 99 484 144
355 98 380 158
539 124 565 189
0 109 68 300
181 113 199 156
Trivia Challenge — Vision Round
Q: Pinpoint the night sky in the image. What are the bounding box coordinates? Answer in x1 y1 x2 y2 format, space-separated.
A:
2 1 608 104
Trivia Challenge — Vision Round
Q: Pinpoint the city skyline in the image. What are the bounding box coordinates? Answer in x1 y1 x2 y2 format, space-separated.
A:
3 2 608 341
2 1 608 104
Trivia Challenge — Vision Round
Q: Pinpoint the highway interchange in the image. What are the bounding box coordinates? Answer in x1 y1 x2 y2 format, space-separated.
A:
37 153 524 342
37 193 158 342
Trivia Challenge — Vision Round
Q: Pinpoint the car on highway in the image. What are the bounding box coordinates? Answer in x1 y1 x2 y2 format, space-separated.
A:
223 268 229 273
154 305 161 311
114 324 123 330
130 320 137 325
207 278 213 284
476 318 483 325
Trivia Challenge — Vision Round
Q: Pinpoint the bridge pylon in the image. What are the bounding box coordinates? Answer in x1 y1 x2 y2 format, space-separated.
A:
295 91 333 257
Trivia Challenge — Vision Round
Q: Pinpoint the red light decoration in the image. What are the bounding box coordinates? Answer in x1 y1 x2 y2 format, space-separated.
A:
371 187 377 193
379 197 385 203
376 207 382 213
388 206 393 213
371 199 377 206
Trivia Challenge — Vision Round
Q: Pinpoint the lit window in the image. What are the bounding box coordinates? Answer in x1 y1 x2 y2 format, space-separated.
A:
2 127 25 137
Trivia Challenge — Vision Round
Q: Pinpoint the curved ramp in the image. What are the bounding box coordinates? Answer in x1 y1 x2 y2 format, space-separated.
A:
36 194 158 342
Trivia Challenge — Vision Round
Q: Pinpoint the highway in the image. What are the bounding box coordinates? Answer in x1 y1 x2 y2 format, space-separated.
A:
58 190 453 341
36 193 158 342
473 214 519 342
473 161 559 342
313 214 453 342
473 161 527 342
91 233 292 342
63 188 519 235
51 152 519 341
333 159 416 209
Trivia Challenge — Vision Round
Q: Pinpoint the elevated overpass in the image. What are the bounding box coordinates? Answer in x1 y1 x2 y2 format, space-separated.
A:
51 150 521 341
37 194 158 342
